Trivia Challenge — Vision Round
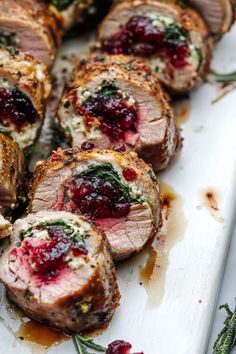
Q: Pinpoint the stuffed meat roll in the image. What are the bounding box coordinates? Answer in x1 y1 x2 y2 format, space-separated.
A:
30 148 161 261
0 0 63 68
0 210 120 332
0 49 51 151
186 0 234 37
58 55 180 172
98 0 211 92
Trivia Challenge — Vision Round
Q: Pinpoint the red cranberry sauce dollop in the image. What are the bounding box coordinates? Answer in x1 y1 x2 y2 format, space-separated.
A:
0 87 37 132
106 340 144 354
19 226 88 281
79 91 138 142
68 176 130 220
101 16 190 69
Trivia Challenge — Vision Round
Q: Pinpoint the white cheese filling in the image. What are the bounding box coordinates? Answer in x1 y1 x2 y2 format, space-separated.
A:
22 221 89 271
64 86 137 142
145 12 202 71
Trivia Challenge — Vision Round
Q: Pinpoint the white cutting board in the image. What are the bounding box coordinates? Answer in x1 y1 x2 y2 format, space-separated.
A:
1 24 236 354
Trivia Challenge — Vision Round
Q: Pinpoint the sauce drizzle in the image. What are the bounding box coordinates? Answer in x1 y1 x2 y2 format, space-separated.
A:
16 320 68 348
139 181 186 308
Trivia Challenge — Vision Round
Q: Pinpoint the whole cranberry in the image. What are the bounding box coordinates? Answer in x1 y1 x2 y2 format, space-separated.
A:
122 167 137 181
81 141 95 151
106 340 132 354
114 144 126 152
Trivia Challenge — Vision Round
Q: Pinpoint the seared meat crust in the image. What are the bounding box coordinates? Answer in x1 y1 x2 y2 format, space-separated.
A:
0 211 120 333
98 0 212 92
0 133 24 210
30 148 161 260
0 0 63 68
58 55 181 171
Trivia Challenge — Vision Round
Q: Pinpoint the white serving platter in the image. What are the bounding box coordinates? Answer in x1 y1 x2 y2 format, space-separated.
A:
1 24 236 354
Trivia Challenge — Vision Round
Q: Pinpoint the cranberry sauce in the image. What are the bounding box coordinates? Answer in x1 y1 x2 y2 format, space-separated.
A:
79 87 138 142
19 225 88 281
0 87 37 132
106 340 143 354
106 341 132 354
68 176 130 220
102 16 190 69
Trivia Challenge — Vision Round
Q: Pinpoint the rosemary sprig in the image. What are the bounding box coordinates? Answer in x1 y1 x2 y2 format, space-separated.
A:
73 334 107 354
211 71 236 84
213 302 236 354
208 70 236 103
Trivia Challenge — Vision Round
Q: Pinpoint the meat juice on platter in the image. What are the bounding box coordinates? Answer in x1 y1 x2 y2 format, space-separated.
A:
16 320 68 348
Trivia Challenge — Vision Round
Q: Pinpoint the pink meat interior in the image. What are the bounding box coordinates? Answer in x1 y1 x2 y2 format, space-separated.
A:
9 226 88 286
0 87 37 132
101 16 190 69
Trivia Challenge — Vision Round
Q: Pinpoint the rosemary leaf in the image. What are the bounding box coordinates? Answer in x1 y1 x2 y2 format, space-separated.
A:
73 334 107 354
211 71 236 83
78 335 107 352
213 302 236 354
73 336 87 354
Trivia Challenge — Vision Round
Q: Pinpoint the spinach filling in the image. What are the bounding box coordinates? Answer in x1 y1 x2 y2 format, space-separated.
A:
50 0 75 11
0 33 16 49
21 220 86 245
76 162 145 204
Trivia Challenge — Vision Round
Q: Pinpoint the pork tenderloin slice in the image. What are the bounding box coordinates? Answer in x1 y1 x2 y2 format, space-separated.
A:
0 0 63 68
0 49 51 150
58 55 180 171
30 149 161 260
98 0 211 92
0 133 24 209
0 211 120 333
187 0 234 36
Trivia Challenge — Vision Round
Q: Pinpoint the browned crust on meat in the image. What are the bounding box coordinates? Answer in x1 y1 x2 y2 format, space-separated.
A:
98 0 211 91
58 55 180 171
0 133 25 208
108 0 209 36
30 148 160 225
0 49 51 120
187 0 234 36
1 211 120 333
0 0 64 67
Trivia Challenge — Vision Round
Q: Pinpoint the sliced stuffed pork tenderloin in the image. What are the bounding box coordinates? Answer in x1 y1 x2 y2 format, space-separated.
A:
58 55 181 172
0 211 120 332
0 49 51 152
0 133 24 238
98 0 212 92
30 149 161 261
0 0 63 68
186 0 234 37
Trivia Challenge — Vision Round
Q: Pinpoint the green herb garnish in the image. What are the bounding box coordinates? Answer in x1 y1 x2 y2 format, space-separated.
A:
73 334 107 354
211 71 236 84
21 221 86 245
164 23 190 44
50 0 74 11
208 70 236 103
98 85 118 98
77 163 142 203
213 302 236 354
0 33 16 49
6 46 19 56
